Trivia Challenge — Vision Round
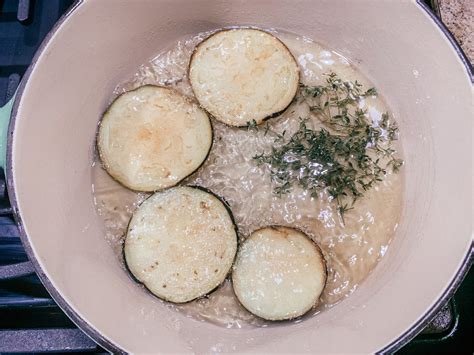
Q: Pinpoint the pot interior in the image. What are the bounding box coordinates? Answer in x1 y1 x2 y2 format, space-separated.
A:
9 0 472 353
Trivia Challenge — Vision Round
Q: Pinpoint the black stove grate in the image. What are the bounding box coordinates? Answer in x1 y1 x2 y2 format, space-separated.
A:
0 0 73 106
0 0 470 353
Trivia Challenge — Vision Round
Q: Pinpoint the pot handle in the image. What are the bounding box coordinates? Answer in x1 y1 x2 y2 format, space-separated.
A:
0 96 14 172
0 97 35 280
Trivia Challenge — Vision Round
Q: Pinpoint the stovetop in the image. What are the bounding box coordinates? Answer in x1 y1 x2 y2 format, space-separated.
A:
0 0 471 353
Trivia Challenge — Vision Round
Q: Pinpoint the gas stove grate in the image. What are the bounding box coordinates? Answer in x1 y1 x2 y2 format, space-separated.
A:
0 0 468 353
0 1 103 352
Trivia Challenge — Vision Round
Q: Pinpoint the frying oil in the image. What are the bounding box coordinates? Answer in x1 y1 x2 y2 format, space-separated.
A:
91 28 404 328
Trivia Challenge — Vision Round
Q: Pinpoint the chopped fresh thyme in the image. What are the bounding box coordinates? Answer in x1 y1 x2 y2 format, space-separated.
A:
253 72 403 222
245 119 258 132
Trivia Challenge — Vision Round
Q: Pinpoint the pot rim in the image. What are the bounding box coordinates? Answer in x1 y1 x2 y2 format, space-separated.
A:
5 0 473 353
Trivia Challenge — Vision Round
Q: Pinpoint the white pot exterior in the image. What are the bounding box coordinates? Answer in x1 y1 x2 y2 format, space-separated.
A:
7 0 472 353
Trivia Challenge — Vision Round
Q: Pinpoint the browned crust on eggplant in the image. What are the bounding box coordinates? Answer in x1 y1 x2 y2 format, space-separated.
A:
97 85 214 192
123 186 238 304
188 28 300 128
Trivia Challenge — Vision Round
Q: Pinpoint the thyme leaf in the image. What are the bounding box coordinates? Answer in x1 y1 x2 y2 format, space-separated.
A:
245 119 258 132
254 72 403 223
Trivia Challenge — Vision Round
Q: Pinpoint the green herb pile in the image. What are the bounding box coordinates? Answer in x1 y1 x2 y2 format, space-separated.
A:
252 72 403 222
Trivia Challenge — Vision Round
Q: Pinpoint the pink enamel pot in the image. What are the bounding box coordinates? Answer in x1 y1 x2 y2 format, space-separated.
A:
0 0 471 353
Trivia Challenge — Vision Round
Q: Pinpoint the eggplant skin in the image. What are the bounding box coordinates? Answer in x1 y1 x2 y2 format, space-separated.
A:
97 85 213 192
124 186 238 304
189 28 300 127
232 226 327 321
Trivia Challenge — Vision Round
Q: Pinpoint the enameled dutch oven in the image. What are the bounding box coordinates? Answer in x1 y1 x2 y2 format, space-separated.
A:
0 0 471 353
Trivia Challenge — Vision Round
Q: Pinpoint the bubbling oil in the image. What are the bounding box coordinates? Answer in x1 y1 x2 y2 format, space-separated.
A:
92 28 404 328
